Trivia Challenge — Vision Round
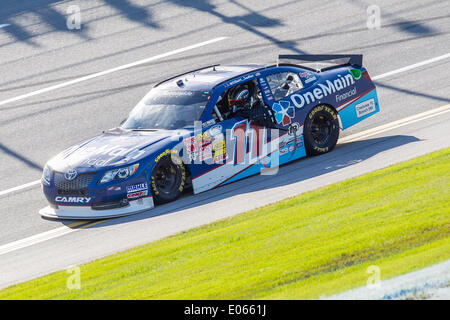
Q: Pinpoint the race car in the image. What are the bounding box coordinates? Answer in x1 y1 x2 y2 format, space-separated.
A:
40 54 380 219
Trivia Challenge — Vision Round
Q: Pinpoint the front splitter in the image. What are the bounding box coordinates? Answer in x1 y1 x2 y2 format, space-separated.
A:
39 196 154 220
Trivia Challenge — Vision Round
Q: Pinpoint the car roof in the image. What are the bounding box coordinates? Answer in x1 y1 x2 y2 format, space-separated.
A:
154 64 270 91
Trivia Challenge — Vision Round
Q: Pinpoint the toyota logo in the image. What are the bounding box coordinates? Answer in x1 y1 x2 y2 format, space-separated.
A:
64 169 78 181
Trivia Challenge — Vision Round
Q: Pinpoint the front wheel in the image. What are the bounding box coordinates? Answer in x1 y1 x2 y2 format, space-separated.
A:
150 153 186 204
304 105 339 156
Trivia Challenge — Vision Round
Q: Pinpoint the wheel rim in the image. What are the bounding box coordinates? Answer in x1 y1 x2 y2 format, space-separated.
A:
310 113 333 145
154 162 178 195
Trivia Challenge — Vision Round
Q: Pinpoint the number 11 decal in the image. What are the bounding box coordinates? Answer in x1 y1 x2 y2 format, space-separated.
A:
229 120 269 166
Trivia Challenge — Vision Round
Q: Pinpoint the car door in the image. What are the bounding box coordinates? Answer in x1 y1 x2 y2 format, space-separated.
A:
189 79 275 193
257 70 309 161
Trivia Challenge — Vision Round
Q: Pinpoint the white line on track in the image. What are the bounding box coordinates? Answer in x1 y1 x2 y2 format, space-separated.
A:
0 36 227 107
0 52 448 197
0 220 104 256
0 225 79 256
372 53 450 81
339 104 450 143
0 180 40 197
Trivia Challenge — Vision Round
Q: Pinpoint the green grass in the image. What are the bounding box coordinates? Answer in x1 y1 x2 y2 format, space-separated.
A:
1 148 449 299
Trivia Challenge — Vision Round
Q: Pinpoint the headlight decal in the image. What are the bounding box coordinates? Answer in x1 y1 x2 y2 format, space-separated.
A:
42 165 51 184
99 163 139 184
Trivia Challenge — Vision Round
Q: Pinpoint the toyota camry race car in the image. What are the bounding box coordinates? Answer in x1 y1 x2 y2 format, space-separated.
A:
40 54 380 219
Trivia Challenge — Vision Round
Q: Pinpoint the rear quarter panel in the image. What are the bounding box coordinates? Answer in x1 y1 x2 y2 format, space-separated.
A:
261 65 379 131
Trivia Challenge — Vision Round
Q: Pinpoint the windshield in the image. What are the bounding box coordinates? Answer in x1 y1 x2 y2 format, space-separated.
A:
122 89 209 130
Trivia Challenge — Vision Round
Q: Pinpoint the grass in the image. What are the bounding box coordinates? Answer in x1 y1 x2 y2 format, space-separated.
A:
1 148 449 299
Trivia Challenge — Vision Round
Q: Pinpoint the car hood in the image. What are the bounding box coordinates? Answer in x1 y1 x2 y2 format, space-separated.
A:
47 128 188 172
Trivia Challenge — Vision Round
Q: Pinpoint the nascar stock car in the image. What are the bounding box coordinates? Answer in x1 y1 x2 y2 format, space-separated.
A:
40 54 380 219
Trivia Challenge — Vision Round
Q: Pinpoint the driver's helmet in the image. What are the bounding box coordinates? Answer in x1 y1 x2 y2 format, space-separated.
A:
228 85 251 113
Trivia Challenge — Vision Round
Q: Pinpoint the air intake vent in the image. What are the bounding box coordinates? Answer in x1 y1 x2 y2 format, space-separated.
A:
54 172 97 190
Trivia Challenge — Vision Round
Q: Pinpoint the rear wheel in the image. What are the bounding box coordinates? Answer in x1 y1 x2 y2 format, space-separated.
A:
304 105 339 156
151 153 186 204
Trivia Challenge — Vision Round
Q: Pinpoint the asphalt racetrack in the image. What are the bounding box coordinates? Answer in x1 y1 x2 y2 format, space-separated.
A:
0 0 449 289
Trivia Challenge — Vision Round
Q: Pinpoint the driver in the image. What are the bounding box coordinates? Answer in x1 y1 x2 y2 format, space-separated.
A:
227 81 275 127
227 83 252 117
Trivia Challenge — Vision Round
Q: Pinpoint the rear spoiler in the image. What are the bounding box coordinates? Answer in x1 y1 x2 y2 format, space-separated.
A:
278 54 363 72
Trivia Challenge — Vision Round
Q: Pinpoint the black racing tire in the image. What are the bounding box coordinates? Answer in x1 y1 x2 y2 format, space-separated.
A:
304 105 340 156
150 152 186 204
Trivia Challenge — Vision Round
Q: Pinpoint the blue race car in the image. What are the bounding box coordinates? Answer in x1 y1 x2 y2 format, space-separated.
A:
40 54 380 219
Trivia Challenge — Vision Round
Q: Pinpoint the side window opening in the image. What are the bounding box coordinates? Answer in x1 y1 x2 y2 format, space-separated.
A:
266 72 303 101
212 92 229 122
213 79 264 122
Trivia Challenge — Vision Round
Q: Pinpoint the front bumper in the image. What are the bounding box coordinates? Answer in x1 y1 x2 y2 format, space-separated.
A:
39 196 154 220
41 168 153 219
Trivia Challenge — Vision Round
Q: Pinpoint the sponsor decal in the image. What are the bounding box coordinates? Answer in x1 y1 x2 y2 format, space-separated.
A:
61 145 146 168
258 77 274 101
208 125 222 137
290 73 355 108
151 176 158 195
82 158 111 167
336 86 357 102
349 68 362 80
212 140 226 158
64 168 77 181
304 76 317 84
355 98 376 118
202 119 216 127
77 145 145 161
126 182 148 193
107 186 121 191
184 136 202 161
314 146 328 153
213 154 227 163
179 163 186 192
127 190 148 199
299 71 312 78
185 129 223 162
225 74 255 87
308 105 338 120
279 136 303 155
196 131 212 145
158 90 195 97
299 71 317 84
201 144 213 161
155 149 178 163
272 101 295 126
55 196 91 203
184 136 198 154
